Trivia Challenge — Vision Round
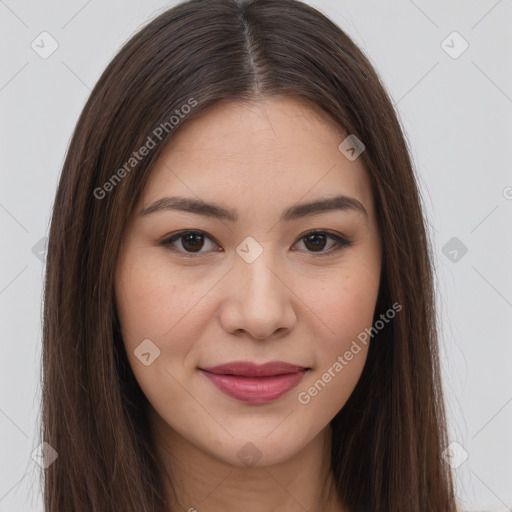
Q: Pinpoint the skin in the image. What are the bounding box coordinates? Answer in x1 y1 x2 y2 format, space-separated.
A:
115 96 382 512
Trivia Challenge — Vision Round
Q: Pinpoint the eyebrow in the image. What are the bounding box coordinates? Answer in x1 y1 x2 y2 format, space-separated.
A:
139 194 367 221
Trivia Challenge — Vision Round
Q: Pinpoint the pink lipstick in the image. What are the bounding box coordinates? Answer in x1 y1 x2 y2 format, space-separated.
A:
199 361 308 404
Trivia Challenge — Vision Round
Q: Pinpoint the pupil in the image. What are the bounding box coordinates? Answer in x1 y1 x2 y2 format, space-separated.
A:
305 234 326 252
182 233 203 252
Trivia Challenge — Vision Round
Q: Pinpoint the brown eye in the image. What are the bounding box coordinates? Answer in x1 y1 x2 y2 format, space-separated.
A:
161 231 218 254
181 232 205 252
303 233 328 252
295 231 352 255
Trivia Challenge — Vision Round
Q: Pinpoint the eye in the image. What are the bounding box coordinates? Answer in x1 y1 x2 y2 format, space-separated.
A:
160 230 352 257
160 230 219 255
293 231 352 255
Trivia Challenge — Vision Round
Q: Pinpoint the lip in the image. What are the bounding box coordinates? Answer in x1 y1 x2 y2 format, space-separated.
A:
199 361 309 404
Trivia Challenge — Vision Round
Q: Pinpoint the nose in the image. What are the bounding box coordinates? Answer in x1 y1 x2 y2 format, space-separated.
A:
219 250 297 340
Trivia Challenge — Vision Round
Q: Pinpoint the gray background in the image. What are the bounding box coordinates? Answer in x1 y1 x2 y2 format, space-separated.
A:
1 0 511 510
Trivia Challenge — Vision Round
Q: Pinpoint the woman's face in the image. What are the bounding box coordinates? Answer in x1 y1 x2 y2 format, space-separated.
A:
115 96 382 468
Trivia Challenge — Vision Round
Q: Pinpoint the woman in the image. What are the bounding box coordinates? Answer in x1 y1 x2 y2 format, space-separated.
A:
41 0 459 510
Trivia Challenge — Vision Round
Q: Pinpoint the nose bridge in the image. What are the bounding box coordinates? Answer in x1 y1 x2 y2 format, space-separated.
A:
222 240 295 338
235 245 282 307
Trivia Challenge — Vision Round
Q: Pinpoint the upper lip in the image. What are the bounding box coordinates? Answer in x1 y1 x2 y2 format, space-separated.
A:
200 361 308 377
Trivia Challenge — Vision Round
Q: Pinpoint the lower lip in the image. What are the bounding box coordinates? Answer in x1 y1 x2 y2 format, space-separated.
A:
200 370 307 404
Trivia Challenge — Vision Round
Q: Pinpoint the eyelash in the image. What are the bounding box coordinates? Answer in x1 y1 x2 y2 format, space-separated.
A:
159 230 352 258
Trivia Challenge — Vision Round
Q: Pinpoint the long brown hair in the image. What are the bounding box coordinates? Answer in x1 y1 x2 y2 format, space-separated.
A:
41 0 458 510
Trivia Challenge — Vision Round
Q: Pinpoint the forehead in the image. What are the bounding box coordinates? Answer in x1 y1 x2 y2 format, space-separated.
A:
157 96 347 163
140 96 373 216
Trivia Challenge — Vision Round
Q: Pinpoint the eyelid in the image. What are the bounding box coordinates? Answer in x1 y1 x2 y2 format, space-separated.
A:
160 229 352 257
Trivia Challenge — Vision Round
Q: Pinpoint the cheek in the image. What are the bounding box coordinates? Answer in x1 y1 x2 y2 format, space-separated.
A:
327 279 379 344
115 259 207 399
303 257 381 350
310 283 375 400
115 255 204 353
299 252 380 420
295 275 376 425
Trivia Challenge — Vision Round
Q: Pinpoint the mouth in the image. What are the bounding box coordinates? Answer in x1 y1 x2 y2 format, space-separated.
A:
199 361 310 404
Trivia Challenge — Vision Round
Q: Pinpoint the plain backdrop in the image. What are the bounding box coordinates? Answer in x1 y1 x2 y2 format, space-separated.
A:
1 0 511 510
